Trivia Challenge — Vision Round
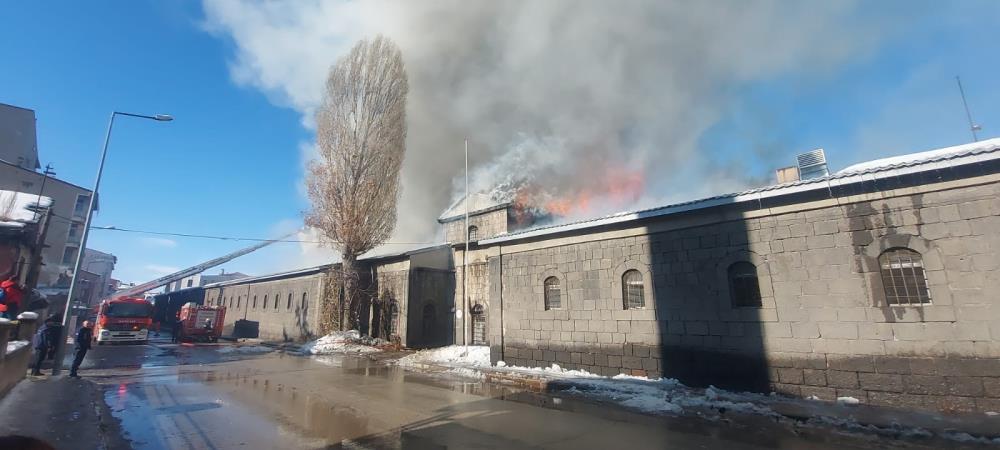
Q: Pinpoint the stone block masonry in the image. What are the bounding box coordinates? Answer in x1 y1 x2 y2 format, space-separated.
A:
484 171 1000 413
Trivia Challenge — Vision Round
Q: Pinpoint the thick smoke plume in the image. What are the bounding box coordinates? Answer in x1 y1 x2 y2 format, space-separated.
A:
203 0 885 241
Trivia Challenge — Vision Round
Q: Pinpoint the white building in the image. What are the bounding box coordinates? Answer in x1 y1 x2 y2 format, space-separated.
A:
163 269 249 293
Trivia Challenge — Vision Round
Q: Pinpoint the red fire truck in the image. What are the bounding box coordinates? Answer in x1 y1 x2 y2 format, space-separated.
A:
177 303 226 342
95 297 154 344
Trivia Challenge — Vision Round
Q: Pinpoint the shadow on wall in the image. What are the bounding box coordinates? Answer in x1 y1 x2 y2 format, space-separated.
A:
650 215 769 393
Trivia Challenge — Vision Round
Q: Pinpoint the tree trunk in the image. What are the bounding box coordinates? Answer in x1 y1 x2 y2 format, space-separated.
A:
341 252 362 330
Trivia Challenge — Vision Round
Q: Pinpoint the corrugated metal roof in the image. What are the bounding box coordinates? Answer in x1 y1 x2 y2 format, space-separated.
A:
480 138 1000 245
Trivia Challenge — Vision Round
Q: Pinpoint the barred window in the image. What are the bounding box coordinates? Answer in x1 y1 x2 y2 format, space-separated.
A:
879 248 931 305
728 262 762 307
301 292 308 311
622 270 645 309
544 276 562 310
390 303 400 335
468 225 479 241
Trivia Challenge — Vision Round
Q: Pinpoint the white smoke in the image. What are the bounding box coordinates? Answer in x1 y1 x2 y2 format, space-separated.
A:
202 0 891 242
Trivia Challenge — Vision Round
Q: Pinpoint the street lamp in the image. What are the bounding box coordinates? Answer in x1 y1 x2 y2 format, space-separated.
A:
52 111 172 375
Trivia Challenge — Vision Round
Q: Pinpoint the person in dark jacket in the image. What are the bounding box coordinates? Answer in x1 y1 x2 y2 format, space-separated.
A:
31 318 58 376
171 314 181 343
69 321 93 378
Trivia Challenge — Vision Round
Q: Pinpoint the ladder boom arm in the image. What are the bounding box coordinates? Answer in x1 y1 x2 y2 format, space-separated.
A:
112 232 296 299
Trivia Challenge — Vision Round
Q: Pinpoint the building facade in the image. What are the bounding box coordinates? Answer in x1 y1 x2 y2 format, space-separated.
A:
212 138 1000 413
466 138 1000 413
0 190 51 290
82 248 117 304
0 103 95 289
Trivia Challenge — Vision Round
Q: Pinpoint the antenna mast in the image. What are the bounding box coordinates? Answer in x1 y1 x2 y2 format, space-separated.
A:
956 76 981 142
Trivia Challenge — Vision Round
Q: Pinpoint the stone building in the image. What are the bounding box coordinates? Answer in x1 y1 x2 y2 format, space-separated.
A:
210 137 1000 413
460 138 1000 413
203 246 454 346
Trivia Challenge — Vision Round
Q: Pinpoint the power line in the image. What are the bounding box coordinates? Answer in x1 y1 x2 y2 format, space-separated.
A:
88 225 435 245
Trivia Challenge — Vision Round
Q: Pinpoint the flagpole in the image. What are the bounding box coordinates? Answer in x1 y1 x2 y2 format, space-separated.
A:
463 139 469 349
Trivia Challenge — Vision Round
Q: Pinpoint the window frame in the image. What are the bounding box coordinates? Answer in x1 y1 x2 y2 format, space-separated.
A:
727 261 763 308
621 269 645 309
877 247 932 306
543 276 562 310
468 225 479 241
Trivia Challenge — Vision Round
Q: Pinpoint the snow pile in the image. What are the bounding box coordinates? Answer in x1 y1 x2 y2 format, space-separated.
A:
6 340 29 355
560 376 776 417
397 345 491 368
17 311 38 320
217 345 273 354
301 330 385 355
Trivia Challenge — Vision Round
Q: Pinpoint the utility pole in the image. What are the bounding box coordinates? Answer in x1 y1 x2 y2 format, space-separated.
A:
463 139 469 348
956 76 981 142
52 111 172 376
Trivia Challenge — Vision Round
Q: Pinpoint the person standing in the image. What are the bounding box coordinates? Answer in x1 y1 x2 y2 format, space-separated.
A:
69 321 93 378
30 317 56 376
171 314 181 343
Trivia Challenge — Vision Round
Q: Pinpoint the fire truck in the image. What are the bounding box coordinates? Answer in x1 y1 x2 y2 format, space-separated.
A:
90 232 291 344
94 297 154 344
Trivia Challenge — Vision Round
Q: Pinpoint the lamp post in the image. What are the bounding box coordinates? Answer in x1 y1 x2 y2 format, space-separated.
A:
52 111 172 376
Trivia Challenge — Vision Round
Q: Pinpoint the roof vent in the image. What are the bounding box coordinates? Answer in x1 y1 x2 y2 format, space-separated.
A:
796 149 829 180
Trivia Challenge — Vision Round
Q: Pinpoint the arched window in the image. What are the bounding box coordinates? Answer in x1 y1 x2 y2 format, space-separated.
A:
879 248 931 305
287 293 293 310
263 294 268 310
273 294 279 309
544 276 562 310
622 270 645 309
728 262 762 307
468 225 479 241
301 292 308 311
390 303 400 335
237 296 241 308
253 295 257 309
471 304 486 345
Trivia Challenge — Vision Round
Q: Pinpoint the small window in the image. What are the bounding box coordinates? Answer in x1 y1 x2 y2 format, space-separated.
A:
543 276 562 310
263 294 268 310
728 262 762 307
468 225 479 241
237 296 241 308
879 248 931 305
390 303 400 335
273 294 279 310
61 246 77 265
622 270 645 309
287 293 293 310
253 295 257 309
301 292 308 311
186 279 193 287
73 195 90 217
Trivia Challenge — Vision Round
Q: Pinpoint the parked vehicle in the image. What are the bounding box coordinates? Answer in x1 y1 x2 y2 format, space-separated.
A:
95 297 154 344
178 302 225 342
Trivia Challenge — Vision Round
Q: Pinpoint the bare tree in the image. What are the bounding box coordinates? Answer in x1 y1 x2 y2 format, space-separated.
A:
306 35 408 331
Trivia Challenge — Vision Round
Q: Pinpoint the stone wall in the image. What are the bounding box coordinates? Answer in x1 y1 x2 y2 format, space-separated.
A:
454 261 490 345
370 261 409 344
406 268 455 348
485 174 1000 412
444 208 508 243
205 272 325 342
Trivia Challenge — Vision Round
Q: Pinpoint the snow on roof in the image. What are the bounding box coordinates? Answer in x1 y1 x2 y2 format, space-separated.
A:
438 193 509 222
0 190 51 228
481 138 1000 245
836 138 1000 174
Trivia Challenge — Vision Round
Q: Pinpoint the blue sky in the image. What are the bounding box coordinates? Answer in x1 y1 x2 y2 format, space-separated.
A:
2 1 998 285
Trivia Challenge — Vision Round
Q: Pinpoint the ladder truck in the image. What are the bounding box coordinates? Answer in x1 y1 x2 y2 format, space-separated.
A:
93 233 293 344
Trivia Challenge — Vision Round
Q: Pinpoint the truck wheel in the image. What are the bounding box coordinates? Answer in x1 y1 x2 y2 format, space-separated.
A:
97 341 104 346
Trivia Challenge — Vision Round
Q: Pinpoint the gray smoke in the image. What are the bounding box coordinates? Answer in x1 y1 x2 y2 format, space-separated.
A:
204 0 888 242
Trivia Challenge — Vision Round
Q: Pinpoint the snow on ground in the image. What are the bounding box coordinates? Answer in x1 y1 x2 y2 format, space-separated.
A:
390 349 1000 444
216 345 273 354
397 345 490 367
5 340 29 355
301 330 385 355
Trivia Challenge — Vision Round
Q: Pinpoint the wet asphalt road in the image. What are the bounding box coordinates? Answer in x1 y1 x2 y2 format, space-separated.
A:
74 337 948 450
